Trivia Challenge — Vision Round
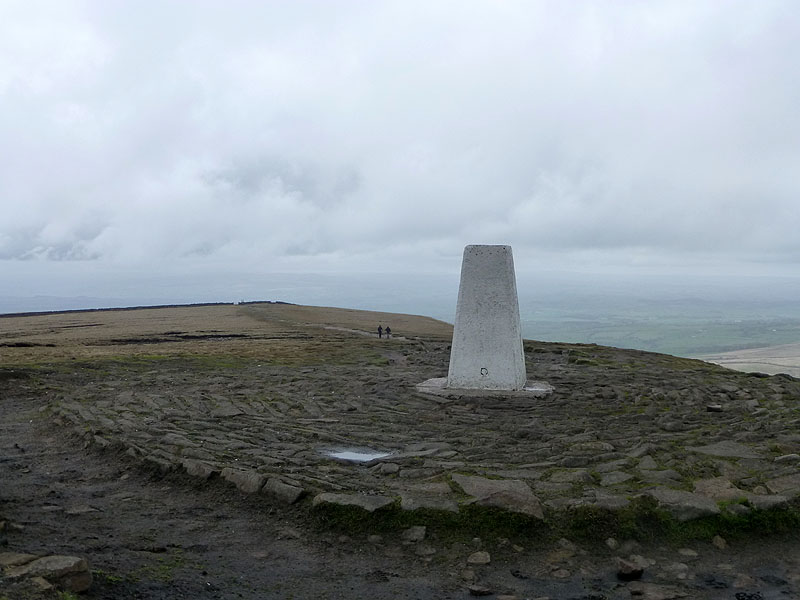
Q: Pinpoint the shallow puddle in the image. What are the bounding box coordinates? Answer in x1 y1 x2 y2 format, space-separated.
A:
324 448 392 462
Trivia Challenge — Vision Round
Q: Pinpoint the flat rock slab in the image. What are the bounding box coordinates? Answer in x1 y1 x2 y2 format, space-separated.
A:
645 488 720 521
451 474 543 519
181 458 218 480
687 441 763 459
312 493 395 513
416 377 554 399
221 468 266 494
600 471 633 487
693 477 789 510
765 473 800 497
0 552 39 567
262 478 305 505
4 555 93 593
399 492 459 513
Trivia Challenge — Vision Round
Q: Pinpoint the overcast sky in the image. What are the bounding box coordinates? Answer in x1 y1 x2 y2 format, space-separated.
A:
2 0 799 307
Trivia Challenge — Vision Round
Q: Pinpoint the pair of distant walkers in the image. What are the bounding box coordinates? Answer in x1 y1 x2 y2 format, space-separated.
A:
377 325 391 339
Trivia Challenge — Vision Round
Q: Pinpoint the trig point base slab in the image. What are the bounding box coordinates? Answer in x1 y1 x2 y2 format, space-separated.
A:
416 377 554 399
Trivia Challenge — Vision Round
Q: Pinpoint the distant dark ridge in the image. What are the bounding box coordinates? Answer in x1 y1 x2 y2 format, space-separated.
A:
0 300 294 319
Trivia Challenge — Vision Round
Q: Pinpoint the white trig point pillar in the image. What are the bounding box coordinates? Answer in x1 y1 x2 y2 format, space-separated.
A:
447 245 527 390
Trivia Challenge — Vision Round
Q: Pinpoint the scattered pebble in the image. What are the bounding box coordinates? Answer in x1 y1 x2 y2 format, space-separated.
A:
467 583 493 596
401 525 426 542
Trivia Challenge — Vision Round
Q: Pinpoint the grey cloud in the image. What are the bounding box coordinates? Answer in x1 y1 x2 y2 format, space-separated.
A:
0 0 798 278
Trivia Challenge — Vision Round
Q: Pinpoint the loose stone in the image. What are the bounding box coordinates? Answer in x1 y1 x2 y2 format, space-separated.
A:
627 581 689 599
551 568 570 578
400 526 426 542
616 557 644 581
467 583 493 596
466 551 491 565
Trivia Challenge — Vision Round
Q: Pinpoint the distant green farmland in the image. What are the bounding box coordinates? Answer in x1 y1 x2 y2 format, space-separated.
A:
522 316 800 357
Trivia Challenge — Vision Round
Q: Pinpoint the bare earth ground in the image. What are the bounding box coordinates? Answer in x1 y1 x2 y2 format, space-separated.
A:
2 303 800 600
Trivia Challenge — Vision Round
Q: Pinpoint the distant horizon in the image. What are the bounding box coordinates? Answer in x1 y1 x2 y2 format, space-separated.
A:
4 268 800 359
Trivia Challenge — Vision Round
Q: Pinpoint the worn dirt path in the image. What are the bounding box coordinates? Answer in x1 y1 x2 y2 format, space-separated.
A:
2 393 466 599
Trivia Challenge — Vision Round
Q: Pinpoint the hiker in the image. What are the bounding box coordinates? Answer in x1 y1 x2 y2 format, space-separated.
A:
385 326 391 338
377 325 383 338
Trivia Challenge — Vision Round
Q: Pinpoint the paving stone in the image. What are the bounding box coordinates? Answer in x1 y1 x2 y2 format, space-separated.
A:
181 458 218 480
595 459 630 473
599 471 633 487
548 469 593 483
592 491 630 510
452 474 543 519
262 478 305 504
686 441 763 459
645 488 720 521
211 403 244 418
640 469 682 485
638 455 658 470
220 468 266 494
312 493 395 512
399 493 459 513
570 441 614 454
765 473 800 497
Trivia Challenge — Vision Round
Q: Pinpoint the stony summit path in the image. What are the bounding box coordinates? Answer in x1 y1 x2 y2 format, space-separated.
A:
21 319 800 527
3 304 800 599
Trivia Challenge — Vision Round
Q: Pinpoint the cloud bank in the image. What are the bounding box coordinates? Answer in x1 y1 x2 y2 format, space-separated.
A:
1 0 799 282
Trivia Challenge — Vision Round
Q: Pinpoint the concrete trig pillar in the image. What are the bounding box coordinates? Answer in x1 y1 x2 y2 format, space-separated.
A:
447 245 527 390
